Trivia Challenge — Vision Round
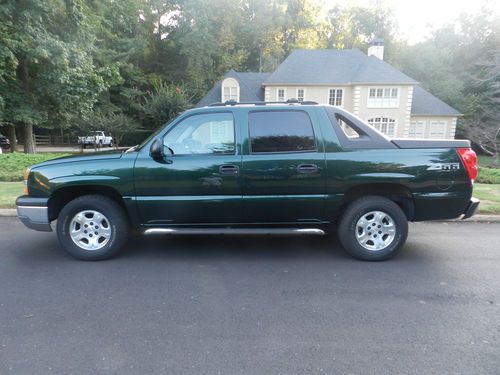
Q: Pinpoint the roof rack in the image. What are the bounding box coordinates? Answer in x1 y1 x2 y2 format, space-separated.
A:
208 99 319 107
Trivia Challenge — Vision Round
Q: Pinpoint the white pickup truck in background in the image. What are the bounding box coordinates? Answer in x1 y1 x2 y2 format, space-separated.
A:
78 131 114 148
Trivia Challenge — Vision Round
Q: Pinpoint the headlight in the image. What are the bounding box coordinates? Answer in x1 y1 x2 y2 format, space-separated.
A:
23 168 30 195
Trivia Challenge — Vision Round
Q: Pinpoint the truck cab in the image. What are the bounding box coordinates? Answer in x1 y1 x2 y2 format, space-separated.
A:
16 101 479 261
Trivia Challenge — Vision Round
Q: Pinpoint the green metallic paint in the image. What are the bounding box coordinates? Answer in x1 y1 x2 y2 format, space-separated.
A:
238 107 328 222
133 109 243 224
22 105 473 228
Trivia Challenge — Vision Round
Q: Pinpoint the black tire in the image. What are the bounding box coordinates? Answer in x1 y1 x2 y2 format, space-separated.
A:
56 195 129 260
337 196 408 261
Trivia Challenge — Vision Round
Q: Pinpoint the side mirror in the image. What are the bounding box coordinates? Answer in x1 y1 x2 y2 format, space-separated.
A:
150 138 164 159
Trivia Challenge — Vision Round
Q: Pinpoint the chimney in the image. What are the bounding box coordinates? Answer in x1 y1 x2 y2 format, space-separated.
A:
368 38 384 60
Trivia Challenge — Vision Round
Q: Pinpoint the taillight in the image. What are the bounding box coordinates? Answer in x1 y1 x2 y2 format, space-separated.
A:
457 148 478 184
23 168 30 195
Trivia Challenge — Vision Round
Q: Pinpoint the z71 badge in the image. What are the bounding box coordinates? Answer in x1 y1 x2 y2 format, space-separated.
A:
427 163 460 171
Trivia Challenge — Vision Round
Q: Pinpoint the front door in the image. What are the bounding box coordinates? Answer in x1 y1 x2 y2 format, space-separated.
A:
241 109 326 223
134 111 242 225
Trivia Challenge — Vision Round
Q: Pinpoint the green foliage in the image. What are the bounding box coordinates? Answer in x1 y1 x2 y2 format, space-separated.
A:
394 6 500 161
325 5 396 51
0 153 68 181
0 0 497 156
143 82 191 128
478 155 498 168
477 167 500 185
76 110 142 147
462 49 500 161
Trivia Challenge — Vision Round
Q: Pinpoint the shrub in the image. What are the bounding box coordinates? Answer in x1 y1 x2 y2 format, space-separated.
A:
477 166 500 184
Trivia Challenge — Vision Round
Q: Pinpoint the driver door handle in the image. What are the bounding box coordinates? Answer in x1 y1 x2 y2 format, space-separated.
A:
297 163 318 174
219 164 239 175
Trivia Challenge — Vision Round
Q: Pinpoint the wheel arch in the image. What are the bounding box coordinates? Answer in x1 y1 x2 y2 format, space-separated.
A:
48 185 129 222
340 183 415 221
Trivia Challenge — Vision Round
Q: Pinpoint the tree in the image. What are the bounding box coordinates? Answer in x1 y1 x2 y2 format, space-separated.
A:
77 110 142 148
0 0 115 153
325 5 396 51
463 50 500 163
174 0 250 93
143 81 191 128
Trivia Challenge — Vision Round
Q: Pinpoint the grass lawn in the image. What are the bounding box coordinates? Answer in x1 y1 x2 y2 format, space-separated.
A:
473 183 500 215
0 153 68 182
1 181 499 214
0 182 23 208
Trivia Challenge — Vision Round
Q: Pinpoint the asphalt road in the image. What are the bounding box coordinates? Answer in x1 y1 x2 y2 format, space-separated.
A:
0 217 499 375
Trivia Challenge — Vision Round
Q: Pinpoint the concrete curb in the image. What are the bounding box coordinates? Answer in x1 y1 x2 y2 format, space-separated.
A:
1 208 499 222
440 215 500 223
0 209 17 217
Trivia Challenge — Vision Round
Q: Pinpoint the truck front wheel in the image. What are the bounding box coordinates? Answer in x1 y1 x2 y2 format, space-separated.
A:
338 196 408 261
56 195 129 260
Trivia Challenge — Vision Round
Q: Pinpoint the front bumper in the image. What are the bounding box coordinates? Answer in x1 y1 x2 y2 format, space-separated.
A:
16 196 52 232
462 197 480 220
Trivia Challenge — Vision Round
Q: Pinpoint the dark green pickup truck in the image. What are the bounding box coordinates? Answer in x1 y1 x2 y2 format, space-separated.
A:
17 102 479 261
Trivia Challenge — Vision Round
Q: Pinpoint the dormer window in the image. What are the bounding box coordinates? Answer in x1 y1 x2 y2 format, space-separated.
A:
221 78 240 102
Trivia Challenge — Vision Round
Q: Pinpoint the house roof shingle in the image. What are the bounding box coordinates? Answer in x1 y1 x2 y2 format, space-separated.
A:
196 49 459 117
411 86 461 116
264 49 418 85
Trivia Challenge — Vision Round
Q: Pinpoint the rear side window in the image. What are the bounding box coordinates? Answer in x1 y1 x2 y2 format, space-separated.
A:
249 110 316 153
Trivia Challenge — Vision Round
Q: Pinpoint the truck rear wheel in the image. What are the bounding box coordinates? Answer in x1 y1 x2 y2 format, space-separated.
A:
56 195 129 260
338 196 408 261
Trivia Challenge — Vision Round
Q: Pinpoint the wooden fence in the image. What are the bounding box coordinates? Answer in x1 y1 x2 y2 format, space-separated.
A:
34 134 73 146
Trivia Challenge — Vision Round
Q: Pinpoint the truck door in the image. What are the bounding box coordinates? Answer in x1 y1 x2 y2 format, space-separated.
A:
134 111 243 225
240 109 326 223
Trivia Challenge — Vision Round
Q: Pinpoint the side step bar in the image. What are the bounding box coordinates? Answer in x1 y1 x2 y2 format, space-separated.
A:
143 228 326 236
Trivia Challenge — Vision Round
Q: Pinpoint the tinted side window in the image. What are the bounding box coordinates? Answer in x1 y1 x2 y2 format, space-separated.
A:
249 111 316 153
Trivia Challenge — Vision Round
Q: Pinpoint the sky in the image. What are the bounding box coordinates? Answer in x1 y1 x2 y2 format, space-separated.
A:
325 0 500 44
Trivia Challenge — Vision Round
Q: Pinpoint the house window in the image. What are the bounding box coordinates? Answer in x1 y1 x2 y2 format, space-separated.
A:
277 88 286 102
429 121 447 139
296 88 305 102
223 86 238 102
367 87 399 108
409 121 425 138
221 77 239 102
328 89 343 106
367 117 396 137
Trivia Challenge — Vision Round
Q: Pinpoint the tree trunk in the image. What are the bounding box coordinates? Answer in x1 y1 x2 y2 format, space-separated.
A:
7 125 17 153
16 42 36 154
23 124 35 154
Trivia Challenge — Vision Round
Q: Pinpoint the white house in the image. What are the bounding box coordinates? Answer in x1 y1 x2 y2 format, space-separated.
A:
197 41 461 139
